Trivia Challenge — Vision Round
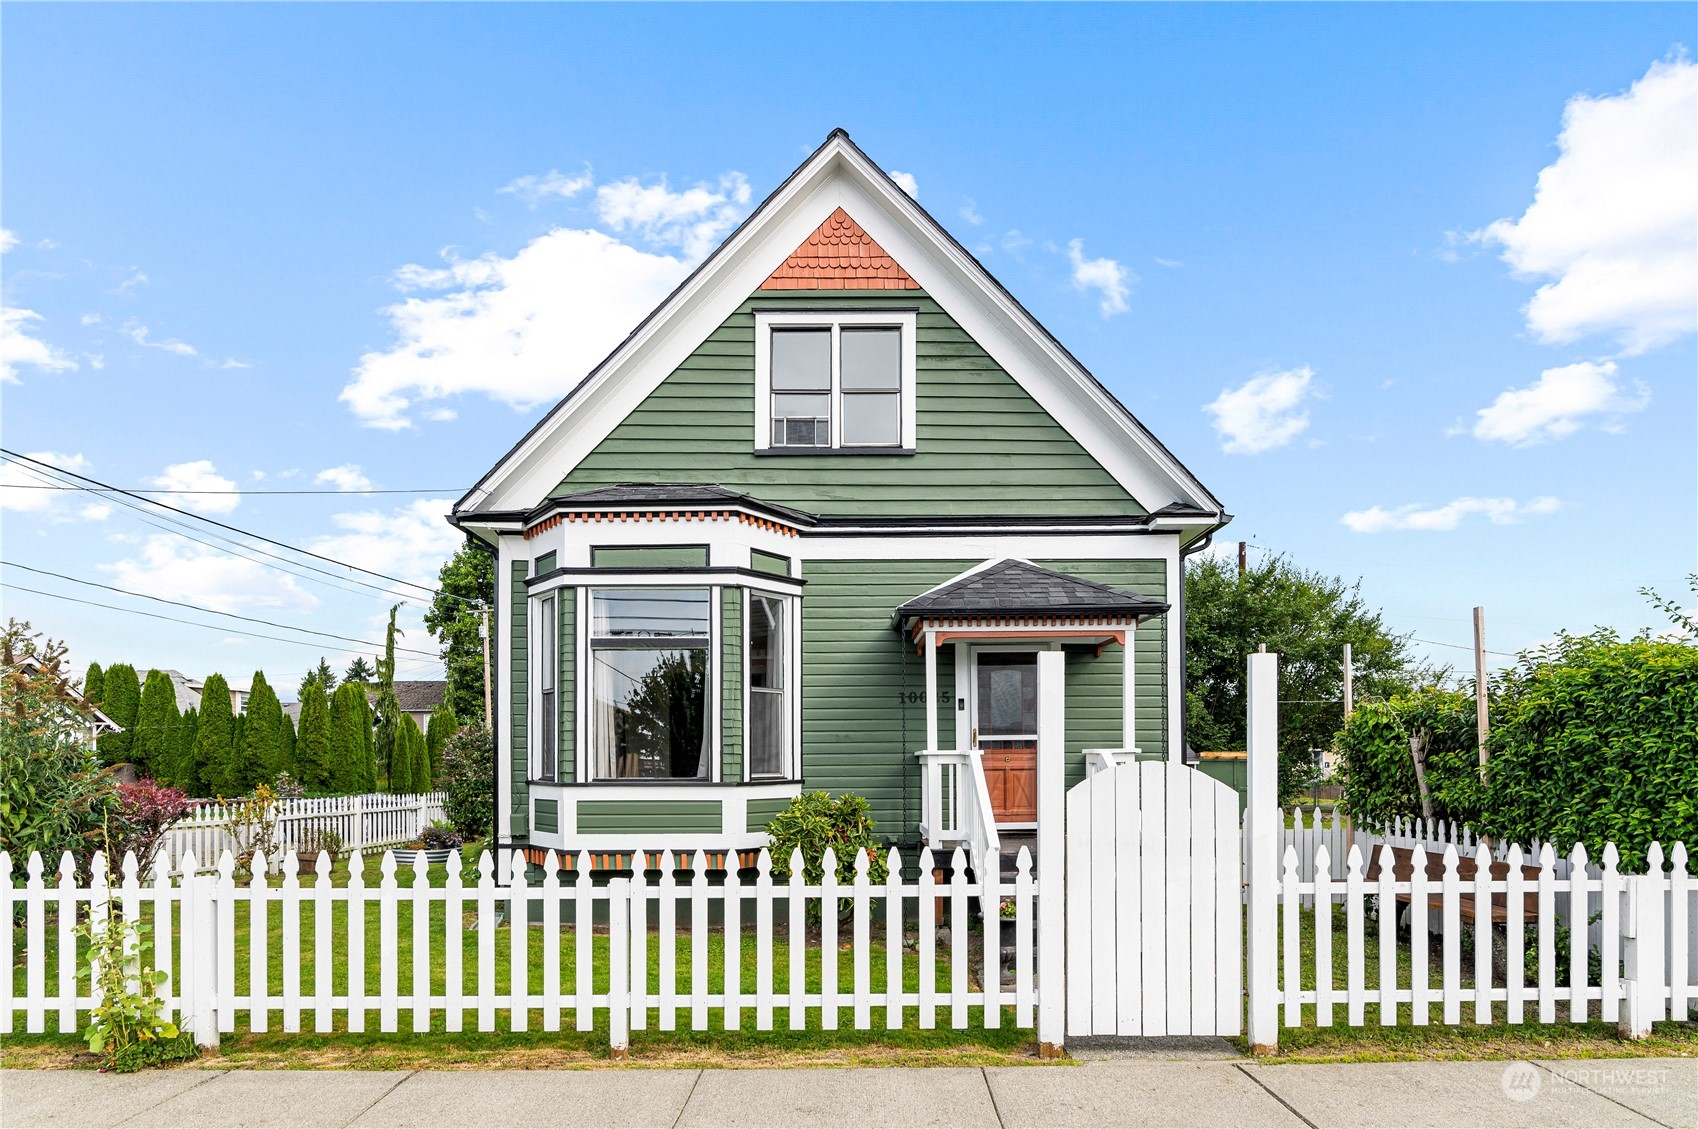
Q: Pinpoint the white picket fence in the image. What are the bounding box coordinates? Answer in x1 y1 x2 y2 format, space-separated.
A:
1258 837 1694 1035
163 793 446 875
2 843 1041 1049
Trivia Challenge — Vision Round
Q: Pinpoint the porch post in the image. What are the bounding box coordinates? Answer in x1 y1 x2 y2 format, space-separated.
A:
1121 624 1137 752
924 629 939 751
954 642 970 752
1035 648 1066 1057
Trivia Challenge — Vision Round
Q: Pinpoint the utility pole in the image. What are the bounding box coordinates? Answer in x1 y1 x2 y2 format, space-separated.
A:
1473 606 1489 779
1237 541 1247 578
480 605 492 728
1342 643 1354 719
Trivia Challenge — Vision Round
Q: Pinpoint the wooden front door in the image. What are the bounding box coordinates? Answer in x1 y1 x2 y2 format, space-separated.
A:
975 652 1039 824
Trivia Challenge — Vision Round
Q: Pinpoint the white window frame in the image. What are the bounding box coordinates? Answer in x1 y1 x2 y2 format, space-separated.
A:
741 588 802 780
754 309 918 452
530 592 558 782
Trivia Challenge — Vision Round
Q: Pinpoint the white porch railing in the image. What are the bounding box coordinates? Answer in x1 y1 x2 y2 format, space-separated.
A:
915 749 1000 876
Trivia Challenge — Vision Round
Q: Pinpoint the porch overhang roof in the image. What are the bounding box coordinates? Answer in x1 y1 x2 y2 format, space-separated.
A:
894 558 1169 642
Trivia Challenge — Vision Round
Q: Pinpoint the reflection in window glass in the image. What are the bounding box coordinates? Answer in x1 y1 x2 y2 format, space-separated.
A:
591 588 711 780
592 589 710 637
748 595 785 777
772 329 831 389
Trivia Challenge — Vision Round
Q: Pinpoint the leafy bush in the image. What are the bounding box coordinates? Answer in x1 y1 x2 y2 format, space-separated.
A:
77 904 196 1072
1478 630 1697 870
111 780 193 873
0 620 119 868
440 725 494 839
764 791 889 886
1335 688 1482 829
420 822 463 850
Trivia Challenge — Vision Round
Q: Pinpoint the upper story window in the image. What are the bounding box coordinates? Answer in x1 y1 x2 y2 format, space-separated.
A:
589 588 711 781
754 309 917 453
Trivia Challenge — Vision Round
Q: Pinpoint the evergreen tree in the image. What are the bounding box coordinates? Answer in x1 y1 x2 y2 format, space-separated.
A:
295 683 332 791
342 656 375 685
409 713 432 792
195 673 240 797
424 545 495 726
327 683 366 794
96 663 141 765
373 606 403 786
174 706 200 792
298 658 337 700
356 690 377 792
390 714 419 794
230 711 247 777
132 670 181 779
278 709 297 781
425 703 457 785
83 661 105 707
241 672 284 788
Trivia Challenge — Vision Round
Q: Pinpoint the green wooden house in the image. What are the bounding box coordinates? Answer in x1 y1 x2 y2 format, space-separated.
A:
450 131 1227 874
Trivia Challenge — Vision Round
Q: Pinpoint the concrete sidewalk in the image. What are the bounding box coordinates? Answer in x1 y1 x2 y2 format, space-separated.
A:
1 1057 1692 1129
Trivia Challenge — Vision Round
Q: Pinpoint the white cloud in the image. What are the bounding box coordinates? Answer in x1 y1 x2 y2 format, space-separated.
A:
104 534 318 615
1067 239 1133 317
887 170 919 199
315 464 374 492
0 229 16 253
593 172 750 260
498 167 594 207
1155 257 1183 269
114 271 149 294
0 451 91 513
126 322 197 357
221 358 251 370
1471 360 1649 446
148 460 239 514
1203 366 1317 454
1472 57 1697 354
80 313 102 326
342 227 688 428
960 199 984 225
79 503 113 521
310 499 463 589
1341 495 1560 533
1002 230 1032 255
1 308 79 383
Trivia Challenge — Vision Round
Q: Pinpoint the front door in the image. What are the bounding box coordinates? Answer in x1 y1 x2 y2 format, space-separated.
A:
974 651 1039 824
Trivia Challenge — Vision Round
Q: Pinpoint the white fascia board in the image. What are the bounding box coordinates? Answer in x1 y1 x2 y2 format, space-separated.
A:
794 531 1176 563
463 135 1219 518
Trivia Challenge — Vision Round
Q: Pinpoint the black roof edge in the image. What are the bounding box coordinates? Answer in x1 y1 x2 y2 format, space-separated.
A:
455 128 1223 518
812 512 1155 529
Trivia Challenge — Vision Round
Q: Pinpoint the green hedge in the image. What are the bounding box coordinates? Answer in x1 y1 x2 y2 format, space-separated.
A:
1336 631 1697 870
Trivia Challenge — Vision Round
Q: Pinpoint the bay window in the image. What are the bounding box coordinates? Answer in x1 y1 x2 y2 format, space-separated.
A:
590 588 710 780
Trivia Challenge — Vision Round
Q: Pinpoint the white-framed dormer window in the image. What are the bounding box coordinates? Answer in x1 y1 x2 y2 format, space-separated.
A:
754 309 918 452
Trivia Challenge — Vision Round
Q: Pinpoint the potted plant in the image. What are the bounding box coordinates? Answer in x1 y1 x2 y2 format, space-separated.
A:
295 828 343 872
392 822 463 866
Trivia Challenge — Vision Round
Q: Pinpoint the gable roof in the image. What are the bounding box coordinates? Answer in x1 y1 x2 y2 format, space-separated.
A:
896 558 1169 626
454 130 1223 530
761 207 918 290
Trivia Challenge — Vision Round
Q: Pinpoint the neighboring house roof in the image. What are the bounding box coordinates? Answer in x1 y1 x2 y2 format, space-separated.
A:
896 559 1170 626
761 207 918 290
19 659 122 735
386 681 447 714
137 668 203 714
452 129 1224 530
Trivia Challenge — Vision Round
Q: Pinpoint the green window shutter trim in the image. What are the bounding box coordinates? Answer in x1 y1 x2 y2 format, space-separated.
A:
535 551 557 574
721 587 742 782
576 800 722 835
750 550 790 577
558 588 575 784
509 560 530 838
534 798 559 834
591 545 709 568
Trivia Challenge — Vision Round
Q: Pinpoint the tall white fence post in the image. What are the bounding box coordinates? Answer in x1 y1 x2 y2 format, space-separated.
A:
608 876 631 1059
1245 650 1280 1053
1620 845 1667 1040
1035 649 1066 1057
186 857 221 1049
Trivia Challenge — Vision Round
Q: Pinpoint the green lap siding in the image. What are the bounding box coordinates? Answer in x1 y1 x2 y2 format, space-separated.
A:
722 587 743 782
555 292 1142 517
509 560 529 838
534 798 559 835
745 798 794 834
591 545 710 568
576 800 722 835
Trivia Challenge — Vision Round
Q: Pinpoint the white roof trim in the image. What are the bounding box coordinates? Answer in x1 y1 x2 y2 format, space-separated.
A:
458 132 1221 519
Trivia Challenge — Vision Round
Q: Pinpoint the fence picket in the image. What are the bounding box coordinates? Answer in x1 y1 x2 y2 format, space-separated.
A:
1164 765 1192 1035
756 850 775 1032
509 852 530 1032
284 852 304 1033
688 855 707 1032
1473 843 1491 1024
852 849 872 1031
1505 844 1525 1025
1346 845 1365 1026
724 855 743 1031
1567 844 1589 1023
55 853 76 1035
1537 844 1557 1024
1138 761 1167 1035
577 851 595 1033
1315 845 1333 1027
1670 843 1691 1022
476 852 495 1032
982 847 1001 1031
821 848 839 1031
347 849 367 1034
1115 766 1141 1035
789 848 808 1032
410 851 430 1034
1189 769 1216 1034
1015 847 1034 1030
1600 844 1621 1025
24 854 44 1033
1281 845 1299 1027
884 847 904 1031
250 851 270 1033
658 850 677 1033
1377 843 1396 1026
543 851 561 1033
626 856 646 1033
1440 845 1461 1025
918 853 936 1030
950 846 969 1030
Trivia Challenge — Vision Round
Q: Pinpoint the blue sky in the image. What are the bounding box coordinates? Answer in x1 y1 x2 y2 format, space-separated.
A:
3 4 1693 695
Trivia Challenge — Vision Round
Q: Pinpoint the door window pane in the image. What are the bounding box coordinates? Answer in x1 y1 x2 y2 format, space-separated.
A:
841 328 901 389
771 329 831 390
977 653 1037 736
842 392 900 445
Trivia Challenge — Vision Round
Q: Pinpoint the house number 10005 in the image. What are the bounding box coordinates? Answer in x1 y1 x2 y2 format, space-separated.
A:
897 691 952 705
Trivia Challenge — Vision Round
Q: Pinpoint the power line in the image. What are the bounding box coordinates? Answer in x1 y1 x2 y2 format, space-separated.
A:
0 560 439 658
4 582 429 656
3 484 463 496
1412 636 1515 659
0 449 474 605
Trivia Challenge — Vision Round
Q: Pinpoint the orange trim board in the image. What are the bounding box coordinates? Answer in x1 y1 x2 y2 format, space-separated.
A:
760 207 919 291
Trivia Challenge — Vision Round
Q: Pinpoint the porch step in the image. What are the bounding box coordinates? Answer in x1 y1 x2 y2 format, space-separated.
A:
997 833 1038 880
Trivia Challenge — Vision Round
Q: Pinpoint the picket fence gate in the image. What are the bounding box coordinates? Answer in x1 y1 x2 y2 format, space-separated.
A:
163 792 446 875
1 842 1042 1051
1064 758 1243 1038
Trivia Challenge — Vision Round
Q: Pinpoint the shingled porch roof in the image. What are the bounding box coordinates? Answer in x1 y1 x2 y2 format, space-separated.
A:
895 558 1169 632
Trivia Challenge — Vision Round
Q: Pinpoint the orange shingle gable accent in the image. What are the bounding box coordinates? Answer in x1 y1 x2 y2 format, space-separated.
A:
759 207 919 290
